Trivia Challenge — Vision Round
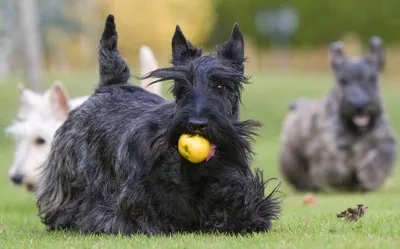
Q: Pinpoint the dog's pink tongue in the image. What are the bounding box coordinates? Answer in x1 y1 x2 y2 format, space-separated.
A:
353 115 370 127
205 144 216 162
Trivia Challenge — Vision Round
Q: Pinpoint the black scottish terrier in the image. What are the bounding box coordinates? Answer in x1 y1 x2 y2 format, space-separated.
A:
36 15 281 235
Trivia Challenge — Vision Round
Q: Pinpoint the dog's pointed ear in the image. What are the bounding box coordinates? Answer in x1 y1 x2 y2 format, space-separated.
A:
17 83 27 104
18 83 38 106
139 45 162 95
330 41 347 70
171 25 201 65
218 23 245 70
364 36 385 72
17 83 25 94
101 14 118 50
49 80 71 118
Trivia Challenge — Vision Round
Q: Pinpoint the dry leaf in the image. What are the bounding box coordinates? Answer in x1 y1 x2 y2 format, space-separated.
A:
303 193 318 206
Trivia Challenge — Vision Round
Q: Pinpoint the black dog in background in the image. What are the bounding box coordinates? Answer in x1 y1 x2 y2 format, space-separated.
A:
36 14 281 235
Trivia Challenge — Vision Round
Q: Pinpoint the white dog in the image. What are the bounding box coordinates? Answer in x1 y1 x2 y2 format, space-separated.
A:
5 46 161 191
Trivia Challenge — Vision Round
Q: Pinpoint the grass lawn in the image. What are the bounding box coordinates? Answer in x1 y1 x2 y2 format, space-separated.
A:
0 70 399 248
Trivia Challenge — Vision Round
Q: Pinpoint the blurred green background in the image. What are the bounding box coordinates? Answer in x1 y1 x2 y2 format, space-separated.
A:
0 0 400 248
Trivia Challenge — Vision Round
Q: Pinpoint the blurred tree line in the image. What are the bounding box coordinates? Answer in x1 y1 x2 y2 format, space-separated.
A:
2 0 215 72
207 0 400 48
3 0 400 72
102 0 215 67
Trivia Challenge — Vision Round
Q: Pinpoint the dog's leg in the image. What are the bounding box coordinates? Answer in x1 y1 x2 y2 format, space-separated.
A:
202 168 281 234
355 140 396 191
115 170 198 235
279 146 321 192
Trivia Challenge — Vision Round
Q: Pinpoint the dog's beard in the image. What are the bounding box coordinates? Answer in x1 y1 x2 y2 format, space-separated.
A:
167 112 261 163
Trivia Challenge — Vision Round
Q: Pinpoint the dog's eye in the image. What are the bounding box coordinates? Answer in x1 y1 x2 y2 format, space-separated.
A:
368 75 377 83
34 137 46 145
216 84 225 93
339 78 348 86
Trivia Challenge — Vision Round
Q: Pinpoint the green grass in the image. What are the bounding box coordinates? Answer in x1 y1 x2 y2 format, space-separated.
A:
0 70 399 248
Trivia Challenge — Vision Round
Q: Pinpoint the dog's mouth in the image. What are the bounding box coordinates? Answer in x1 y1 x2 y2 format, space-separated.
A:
177 131 217 163
206 143 217 162
26 184 36 192
352 114 370 127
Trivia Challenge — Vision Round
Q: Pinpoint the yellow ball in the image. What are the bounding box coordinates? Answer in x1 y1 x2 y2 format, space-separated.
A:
178 134 211 163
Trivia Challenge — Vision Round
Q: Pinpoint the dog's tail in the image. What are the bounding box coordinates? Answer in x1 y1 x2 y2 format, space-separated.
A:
139 45 162 96
98 15 131 87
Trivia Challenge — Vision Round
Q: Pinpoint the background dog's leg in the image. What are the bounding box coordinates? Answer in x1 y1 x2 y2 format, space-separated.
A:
356 140 396 191
279 147 320 192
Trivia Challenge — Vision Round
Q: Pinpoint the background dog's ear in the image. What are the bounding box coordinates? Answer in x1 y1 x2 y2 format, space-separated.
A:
18 83 39 106
171 25 202 65
17 83 27 103
330 41 347 70
49 81 71 118
17 83 25 94
364 36 385 73
139 45 162 96
218 23 245 65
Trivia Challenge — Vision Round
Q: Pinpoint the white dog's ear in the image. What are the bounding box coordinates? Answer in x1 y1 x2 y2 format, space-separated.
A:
18 83 40 107
49 80 71 118
17 83 25 93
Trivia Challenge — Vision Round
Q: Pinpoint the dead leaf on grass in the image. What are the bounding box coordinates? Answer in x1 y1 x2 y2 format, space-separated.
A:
303 193 318 206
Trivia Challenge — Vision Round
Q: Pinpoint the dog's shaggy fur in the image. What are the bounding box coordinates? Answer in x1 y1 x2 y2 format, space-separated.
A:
35 15 281 235
6 46 161 191
279 37 397 192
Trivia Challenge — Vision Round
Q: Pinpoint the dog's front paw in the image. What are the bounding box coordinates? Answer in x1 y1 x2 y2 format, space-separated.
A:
240 220 272 234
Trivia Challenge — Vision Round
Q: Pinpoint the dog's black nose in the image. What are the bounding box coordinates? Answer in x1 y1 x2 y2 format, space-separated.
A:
349 92 371 112
11 175 23 184
188 118 208 132
352 100 370 112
